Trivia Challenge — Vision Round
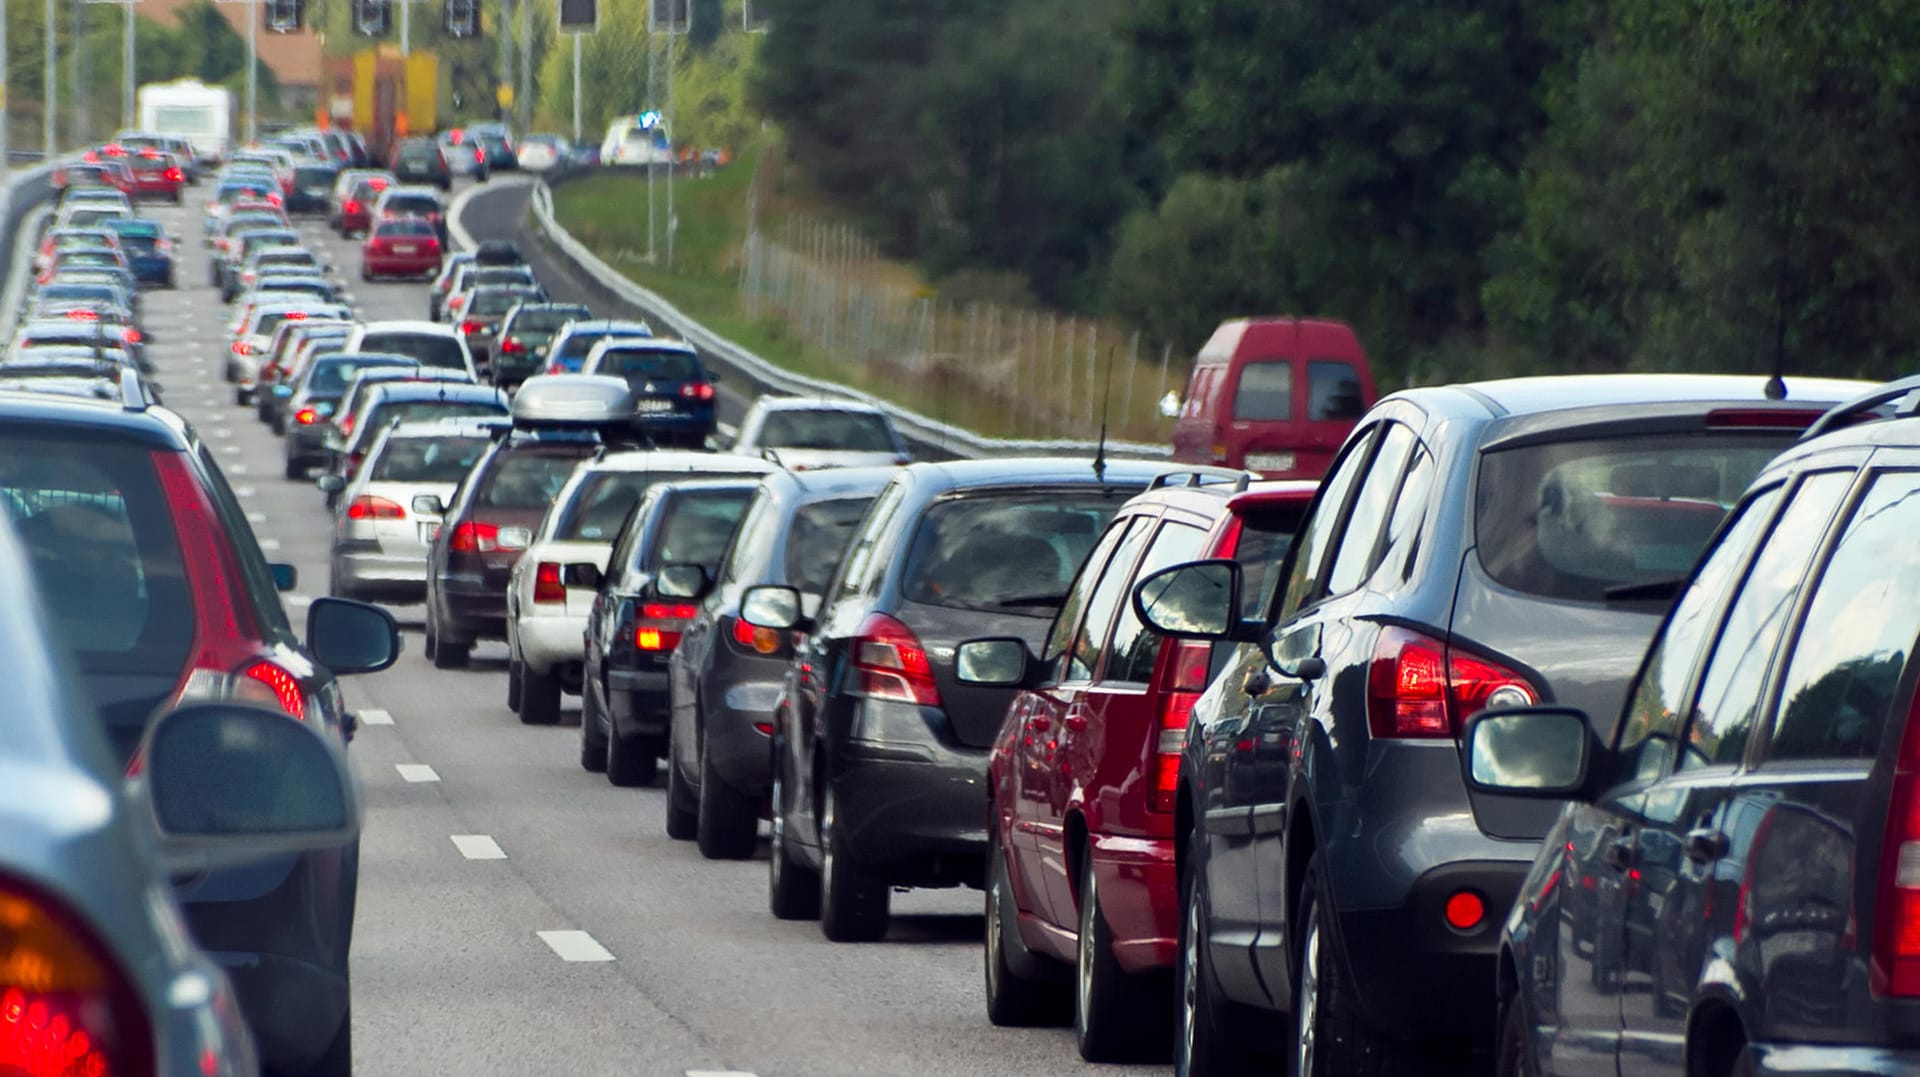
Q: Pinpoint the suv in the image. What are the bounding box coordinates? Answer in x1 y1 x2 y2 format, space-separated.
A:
389 136 453 190
749 458 1194 941
662 466 898 851
963 474 1315 1060
581 337 720 447
0 384 400 1077
1131 374 1876 1075
1473 378 1920 1077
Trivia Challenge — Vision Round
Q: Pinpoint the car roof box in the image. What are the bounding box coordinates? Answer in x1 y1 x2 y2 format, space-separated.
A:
510 374 632 427
474 240 525 266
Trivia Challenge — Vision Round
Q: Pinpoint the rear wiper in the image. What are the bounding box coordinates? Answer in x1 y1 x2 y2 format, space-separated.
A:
997 593 1068 608
1603 578 1686 603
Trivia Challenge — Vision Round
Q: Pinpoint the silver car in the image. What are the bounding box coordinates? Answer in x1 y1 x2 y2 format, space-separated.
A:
729 396 913 470
327 417 498 603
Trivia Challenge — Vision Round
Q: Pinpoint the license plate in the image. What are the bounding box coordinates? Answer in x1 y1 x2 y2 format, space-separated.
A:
635 399 675 413
1246 452 1297 474
393 244 417 254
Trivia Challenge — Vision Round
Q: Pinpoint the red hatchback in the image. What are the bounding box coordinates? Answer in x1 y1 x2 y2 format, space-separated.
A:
125 148 185 202
974 474 1316 1061
362 217 442 280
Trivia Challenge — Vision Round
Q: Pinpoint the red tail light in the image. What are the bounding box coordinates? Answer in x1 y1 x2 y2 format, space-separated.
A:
346 495 405 520
448 295 467 311
239 660 306 720
121 329 141 345
533 562 566 604
344 199 360 214
0 876 156 1077
460 320 482 335
851 612 941 706
1871 696 1920 996
232 341 251 355
369 178 389 191
447 521 524 553
679 382 716 401
63 309 98 322
165 167 183 182
1149 639 1212 812
1365 626 1535 739
732 615 783 655
499 338 525 355
294 407 319 425
634 603 699 651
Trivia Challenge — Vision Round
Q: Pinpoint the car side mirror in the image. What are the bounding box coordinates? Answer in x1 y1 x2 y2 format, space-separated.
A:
955 638 1034 688
741 584 804 632
1461 707 1601 800
1132 560 1241 640
315 473 345 494
270 563 298 592
137 702 360 871
411 493 445 516
656 563 710 600
561 562 603 590
305 596 400 675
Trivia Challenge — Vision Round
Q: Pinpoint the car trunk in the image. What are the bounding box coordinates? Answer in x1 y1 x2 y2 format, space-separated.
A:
894 600 1052 749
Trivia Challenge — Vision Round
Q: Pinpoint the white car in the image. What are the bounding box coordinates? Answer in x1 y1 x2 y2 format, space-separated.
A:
729 396 912 470
344 320 478 381
504 449 777 723
327 418 498 603
516 135 571 172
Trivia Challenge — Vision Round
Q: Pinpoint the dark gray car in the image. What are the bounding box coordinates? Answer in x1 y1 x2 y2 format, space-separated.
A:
280 352 418 478
1131 374 1876 1075
664 467 896 858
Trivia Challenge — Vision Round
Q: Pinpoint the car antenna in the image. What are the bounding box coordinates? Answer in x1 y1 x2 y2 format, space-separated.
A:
1765 297 1788 401
1092 344 1114 485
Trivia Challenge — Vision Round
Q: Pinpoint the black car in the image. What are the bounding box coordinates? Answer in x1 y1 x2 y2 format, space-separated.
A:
1473 376 1920 1077
1127 374 1875 1075
288 161 340 213
579 338 719 448
746 457 1170 940
661 466 896 857
390 136 452 190
456 284 548 373
492 301 593 389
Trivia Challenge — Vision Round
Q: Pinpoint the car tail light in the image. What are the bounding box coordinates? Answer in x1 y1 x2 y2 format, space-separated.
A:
679 382 715 401
165 167 183 182
369 177 388 191
1871 695 1920 996
346 495 405 520
237 660 306 720
634 602 698 652
731 615 783 655
294 407 319 425
121 329 140 345
533 562 566 604
1149 639 1212 812
447 521 524 553
460 320 481 335
850 612 941 706
0 875 155 1077
344 199 360 214
499 337 525 355
63 310 98 322
231 341 251 355
1365 626 1535 739
448 295 467 311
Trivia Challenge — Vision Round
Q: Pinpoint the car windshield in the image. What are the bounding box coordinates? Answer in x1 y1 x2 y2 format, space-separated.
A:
759 410 897 452
308 357 414 396
477 451 586 509
512 307 591 333
1476 433 1796 602
473 289 537 316
902 492 1123 612
786 496 875 594
596 347 699 382
648 490 756 570
359 332 467 371
372 436 491 483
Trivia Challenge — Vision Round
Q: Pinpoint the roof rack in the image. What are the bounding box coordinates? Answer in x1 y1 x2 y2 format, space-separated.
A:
1147 469 1252 493
121 366 154 410
1800 374 1920 442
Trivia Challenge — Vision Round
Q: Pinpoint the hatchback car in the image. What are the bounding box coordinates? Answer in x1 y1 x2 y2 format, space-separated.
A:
389 136 453 190
362 216 443 280
457 284 548 372
345 320 478 380
1472 377 1920 1077
281 352 420 478
104 217 175 287
288 160 341 214
328 418 497 603
373 186 448 245
440 264 540 325
0 385 401 1077
491 301 593 389
1129 374 1875 1075
750 458 1177 941
508 451 774 725
427 251 477 321
581 337 719 447
662 467 897 847
319 380 509 498
730 397 913 470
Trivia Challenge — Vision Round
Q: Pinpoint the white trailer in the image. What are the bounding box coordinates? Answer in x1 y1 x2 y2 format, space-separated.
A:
137 79 236 163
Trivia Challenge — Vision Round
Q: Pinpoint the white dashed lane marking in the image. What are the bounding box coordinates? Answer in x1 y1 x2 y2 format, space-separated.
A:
537 930 615 963
258 537 281 551
247 511 267 523
234 486 255 497
395 764 439 783
358 708 394 726
451 835 507 860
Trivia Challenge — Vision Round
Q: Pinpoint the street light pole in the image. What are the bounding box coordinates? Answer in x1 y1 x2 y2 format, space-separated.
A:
43 0 56 155
518 0 531 132
245 0 258 142
571 33 581 143
122 0 136 130
400 0 410 56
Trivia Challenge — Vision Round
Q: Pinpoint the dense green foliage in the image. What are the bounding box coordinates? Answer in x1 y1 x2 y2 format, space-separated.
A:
754 0 1920 384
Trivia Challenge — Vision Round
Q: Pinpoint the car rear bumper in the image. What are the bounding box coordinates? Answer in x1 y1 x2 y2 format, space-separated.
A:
441 578 507 638
366 254 441 276
516 612 587 672
833 721 990 888
1090 834 1179 973
337 548 429 585
285 424 330 461
1751 1045 1920 1075
608 667 670 738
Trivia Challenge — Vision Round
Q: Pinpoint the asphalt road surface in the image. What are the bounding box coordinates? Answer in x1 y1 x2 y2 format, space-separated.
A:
125 176 1148 1077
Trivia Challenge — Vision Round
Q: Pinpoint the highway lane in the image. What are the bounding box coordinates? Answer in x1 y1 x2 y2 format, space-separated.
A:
125 178 1145 1077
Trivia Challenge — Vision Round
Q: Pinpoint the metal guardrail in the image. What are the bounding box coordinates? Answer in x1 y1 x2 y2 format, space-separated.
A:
518 179 1173 462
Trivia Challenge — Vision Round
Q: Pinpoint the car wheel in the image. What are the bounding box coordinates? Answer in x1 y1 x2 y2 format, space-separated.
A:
1494 990 1537 1077
1292 854 1419 1077
985 822 1069 1026
696 736 759 860
768 751 821 920
664 736 698 839
506 654 524 712
283 455 306 480
605 723 658 787
1175 848 1262 1077
308 1003 351 1077
429 613 471 670
422 615 439 661
519 663 561 725
1075 851 1171 1061
580 679 609 773
819 782 889 942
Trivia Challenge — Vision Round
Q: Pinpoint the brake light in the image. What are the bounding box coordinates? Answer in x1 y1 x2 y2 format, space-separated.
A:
0 876 155 1077
1149 639 1212 812
499 337 525 355
1705 408 1825 430
232 341 251 355
63 309 98 322
448 521 523 553
346 495 405 520
238 660 306 721
732 615 783 655
294 407 319 425
851 612 941 706
533 562 566 604
679 382 715 401
369 177 388 190
165 167 183 182
1365 626 1535 739
1871 696 1920 996
448 295 467 311
267 193 282 206
344 199 360 214
121 329 140 345
644 603 698 620
460 320 482 335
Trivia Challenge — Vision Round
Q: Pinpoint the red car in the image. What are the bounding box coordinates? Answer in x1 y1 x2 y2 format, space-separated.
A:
979 474 1317 1061
124 149 185 203
362 217 442 280
336 177 388 237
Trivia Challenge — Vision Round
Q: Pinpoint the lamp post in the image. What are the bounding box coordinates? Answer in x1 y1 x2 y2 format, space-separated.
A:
44 0 56 154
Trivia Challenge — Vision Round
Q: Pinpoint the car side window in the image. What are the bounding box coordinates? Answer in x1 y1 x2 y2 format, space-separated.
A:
1324 423 1416 597
832 481 905 603
718 491 776 587
1765 469 1920 763
1278 425 1377 618
1611 485 1783 784
196 445 294 640
1372 445 1436 588
1042 519 1135 683
1677 471 1851 771
1104 520 1209 685
1067 519 1154 683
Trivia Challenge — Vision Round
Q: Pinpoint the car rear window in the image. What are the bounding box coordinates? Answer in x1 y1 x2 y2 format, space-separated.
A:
1234 360 1293 422
372 436 491 483
555 470 737 541
1476 433 1794 602
478 450 588 510
513 307 591 333
309 357 413 395
295 166 336 185
901 492 1124 612
359 332 467 371
785 496 874 594
760 410 896 452
363 400 505 441
596 347 699 382
648 490 756 570
473 289 537 316
386 195 440 215
1307 361 1366 421
377 219 435 238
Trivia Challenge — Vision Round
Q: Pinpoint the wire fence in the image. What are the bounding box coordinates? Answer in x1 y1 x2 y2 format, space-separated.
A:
736 213 1180 443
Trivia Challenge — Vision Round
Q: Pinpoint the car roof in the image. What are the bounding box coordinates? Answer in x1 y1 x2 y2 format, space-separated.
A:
383 417 503 440
357 320 460 337
905 457 1201 493
749 396 889 417
558 319 649 333
367 382 504 404
0 388 186 447
766 464 902 500
1420 373 1880 419
591 449 779 475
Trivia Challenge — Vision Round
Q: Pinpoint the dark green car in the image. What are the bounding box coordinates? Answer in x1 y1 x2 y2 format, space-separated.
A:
491 301 592 389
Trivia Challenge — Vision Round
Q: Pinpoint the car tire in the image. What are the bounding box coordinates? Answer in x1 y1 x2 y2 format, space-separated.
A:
422 616 438 661
1292 854 1420 1077
819 783 890 942
1175 849 1263 1077
985 823 1070 1027
506 654 524 712
1076 852 1171 1062
429 612 471 670
665 739 698 839
519 663 561 725
696 737 759 860
580 680 609 773
283 456 305 480
309 1004 351 1077
1494 990 1537 1077
768 751 821 920
606 725 658 787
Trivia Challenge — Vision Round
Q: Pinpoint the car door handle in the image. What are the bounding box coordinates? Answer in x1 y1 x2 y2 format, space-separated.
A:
1603 835 1637 870
1684 829 1730 864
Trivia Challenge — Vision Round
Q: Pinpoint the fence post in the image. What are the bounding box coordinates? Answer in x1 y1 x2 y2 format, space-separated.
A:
1159 343 1174 401
1123 331 1140 434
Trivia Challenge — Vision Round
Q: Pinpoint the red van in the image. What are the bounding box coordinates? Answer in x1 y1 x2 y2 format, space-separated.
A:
1169 317 1377 479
